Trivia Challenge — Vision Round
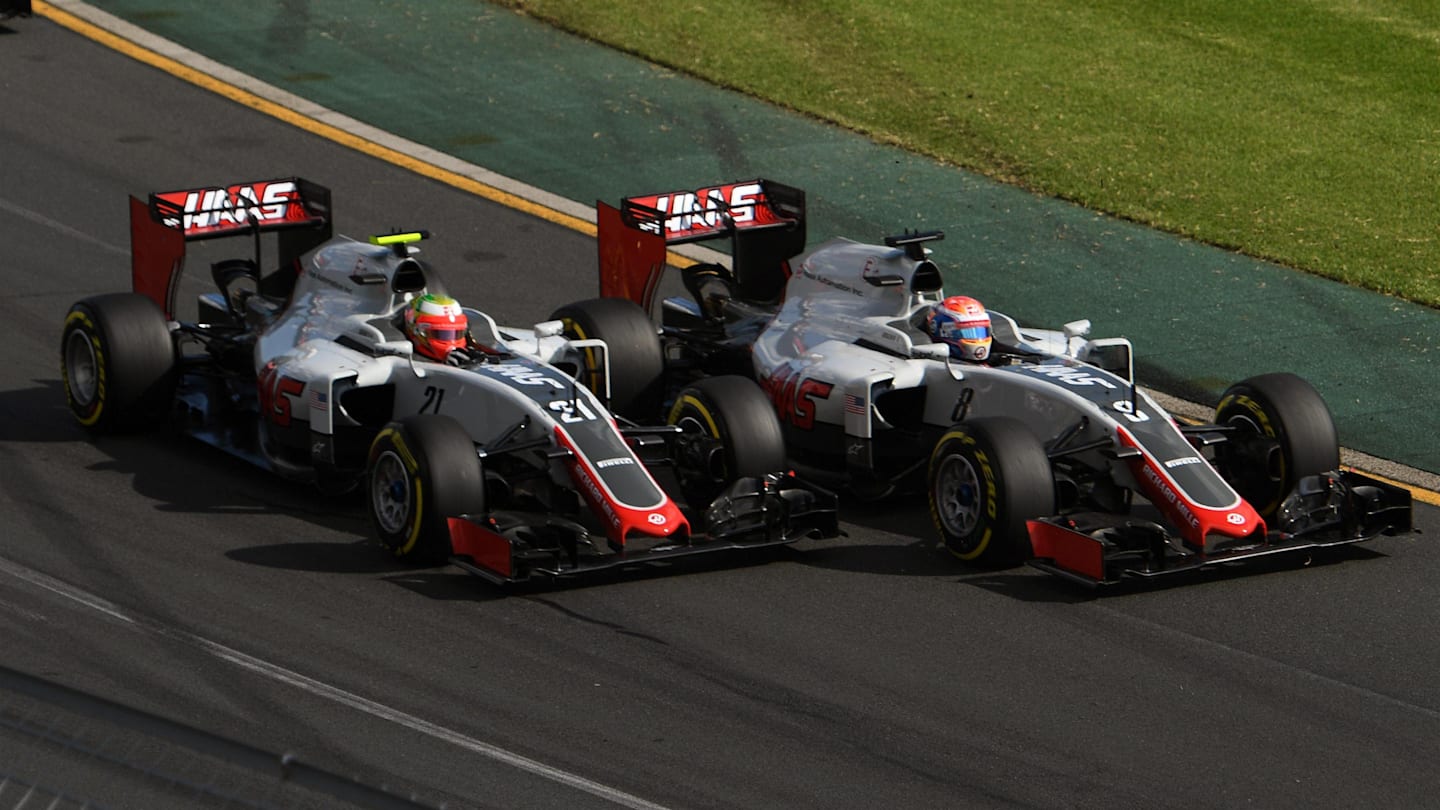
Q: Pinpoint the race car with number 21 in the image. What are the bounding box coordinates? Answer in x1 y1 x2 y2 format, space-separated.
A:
60 177 837 585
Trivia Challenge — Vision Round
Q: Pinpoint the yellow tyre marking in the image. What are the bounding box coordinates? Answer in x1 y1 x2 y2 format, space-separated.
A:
946 529 993 562
372 429 425 556
1223 392 1286 513
561 317 604 393
1351 468 1440 508
930 428 993 561
1227 394 1277 438
375 428 419 473
669 393 721 437
64 310 106 427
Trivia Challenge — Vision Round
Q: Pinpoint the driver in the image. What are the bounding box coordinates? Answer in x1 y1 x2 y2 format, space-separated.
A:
403 293 469 361
926 295 992 362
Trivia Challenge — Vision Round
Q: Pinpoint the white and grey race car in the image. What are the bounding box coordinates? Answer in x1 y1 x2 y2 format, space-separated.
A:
60 178 836 585
564 179 1411 586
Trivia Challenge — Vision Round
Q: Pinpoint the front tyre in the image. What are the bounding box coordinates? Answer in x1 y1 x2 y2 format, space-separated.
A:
550 297 665 421
928 418 1054 567
61 293 177 433
667 375 786 508
367 415 485 565
1214 372 1339 519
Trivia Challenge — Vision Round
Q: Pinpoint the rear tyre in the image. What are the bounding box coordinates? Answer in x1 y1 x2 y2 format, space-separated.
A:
61 293 177 433
1214 372 1339 519
667 375 786 508
367 415 485 565
928 418 1055 567
550 298 665 420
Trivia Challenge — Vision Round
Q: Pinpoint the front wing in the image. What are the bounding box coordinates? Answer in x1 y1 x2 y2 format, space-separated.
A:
445 475 838 585
1027 470 1413 587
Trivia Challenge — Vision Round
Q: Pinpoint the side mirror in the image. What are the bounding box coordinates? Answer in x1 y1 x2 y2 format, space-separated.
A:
375 340 414 357
1083 337 1134 382
912 342 951 361
533 319 565 339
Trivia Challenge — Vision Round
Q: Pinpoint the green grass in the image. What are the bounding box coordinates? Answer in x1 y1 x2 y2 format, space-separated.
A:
500 0 1440 307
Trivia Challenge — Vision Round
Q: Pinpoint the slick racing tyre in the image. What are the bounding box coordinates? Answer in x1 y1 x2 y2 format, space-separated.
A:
61 293 177 433
667 375 786 508
550 297 665 421
1214 372 1339 519
928 418 1055 567
367 415 485 565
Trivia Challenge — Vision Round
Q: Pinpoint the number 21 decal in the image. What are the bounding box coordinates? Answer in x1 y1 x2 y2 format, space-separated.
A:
420 385 446 414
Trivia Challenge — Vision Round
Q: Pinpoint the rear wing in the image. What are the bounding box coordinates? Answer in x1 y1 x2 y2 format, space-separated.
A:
130 178 332 318
597 179 806 312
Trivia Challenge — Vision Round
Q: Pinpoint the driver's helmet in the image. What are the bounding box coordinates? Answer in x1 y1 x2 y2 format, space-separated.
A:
404 294 468 360
927 295 992 362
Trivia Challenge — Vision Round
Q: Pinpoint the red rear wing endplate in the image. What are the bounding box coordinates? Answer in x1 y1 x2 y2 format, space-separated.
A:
597 200 668 310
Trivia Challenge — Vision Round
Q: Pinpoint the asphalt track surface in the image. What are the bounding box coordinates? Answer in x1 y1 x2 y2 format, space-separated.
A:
4 10 1440 810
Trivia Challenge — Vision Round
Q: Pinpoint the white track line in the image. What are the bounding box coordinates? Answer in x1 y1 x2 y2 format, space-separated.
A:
0 556 675 810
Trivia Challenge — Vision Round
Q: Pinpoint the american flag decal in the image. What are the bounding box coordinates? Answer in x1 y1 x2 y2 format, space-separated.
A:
309 388 329 411
844 393 865 415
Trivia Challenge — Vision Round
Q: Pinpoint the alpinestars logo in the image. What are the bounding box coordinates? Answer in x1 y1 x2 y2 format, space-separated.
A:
156 180 303 237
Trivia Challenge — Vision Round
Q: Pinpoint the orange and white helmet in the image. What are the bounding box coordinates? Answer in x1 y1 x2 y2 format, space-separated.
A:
927 295 992 362
403 294 468 360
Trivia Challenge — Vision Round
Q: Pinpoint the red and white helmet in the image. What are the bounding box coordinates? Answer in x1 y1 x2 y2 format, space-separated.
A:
404 294 468 360
927 295 992 362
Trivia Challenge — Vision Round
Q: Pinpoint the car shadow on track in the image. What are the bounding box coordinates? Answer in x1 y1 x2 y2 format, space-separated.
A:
0 379 81 443
382 546 796 602
781 490 1097 603
781 486 1395 601
15 379 448 585
796 538 1100 604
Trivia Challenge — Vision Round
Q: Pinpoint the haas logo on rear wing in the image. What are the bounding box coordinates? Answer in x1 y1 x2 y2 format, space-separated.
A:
150 178 328 239
620 179 803 244
598 178 807 313
130 177 333 319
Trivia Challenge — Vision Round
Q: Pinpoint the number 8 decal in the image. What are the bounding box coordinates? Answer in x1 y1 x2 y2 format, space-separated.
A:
1112 400 1149 423
549 398 597 423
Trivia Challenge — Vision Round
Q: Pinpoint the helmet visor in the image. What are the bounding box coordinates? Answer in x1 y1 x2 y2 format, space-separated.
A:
941 322 990 342
415 324 466 341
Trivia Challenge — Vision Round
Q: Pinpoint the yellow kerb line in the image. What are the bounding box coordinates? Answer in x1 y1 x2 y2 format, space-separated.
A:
1350 468 1440 508
32 0 697 271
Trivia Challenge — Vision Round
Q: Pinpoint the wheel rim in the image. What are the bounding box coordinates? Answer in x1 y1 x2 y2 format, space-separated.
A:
1224 412 1263 441
64 329 98 407
933 453 981 538
371 450 413 535
674 413 726 489
1222 412 1285 508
